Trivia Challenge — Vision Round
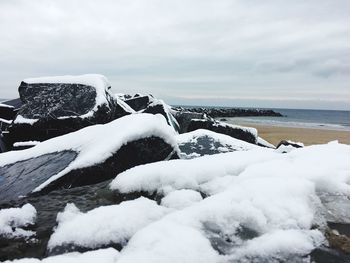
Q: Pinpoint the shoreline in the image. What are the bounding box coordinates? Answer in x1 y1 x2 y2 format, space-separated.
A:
224 120 350 146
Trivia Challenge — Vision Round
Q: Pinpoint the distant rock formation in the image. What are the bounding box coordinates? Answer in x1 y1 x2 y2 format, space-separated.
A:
172 106 283 118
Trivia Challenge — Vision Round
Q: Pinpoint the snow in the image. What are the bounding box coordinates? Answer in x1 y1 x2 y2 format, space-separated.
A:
0 113 178 193
0 204 36 238
0 117 12 124
13 115 37 125
0 103 14 109
16 74 112 123
107 142 350 262
5 248 119 263
4 141 350 262
161 189 203 209
110 148 277 195
257 136 275 148
13 141 40 147
48 197 169 250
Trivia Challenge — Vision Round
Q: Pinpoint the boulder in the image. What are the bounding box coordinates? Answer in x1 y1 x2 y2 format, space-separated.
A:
187 119 258 144
0 114 178 203
124 95 153 111
8 74 116 145
0 98 22 131
172 110 208 133
142 100 180 133
113 97 135 119
276 140 304 153
177 129 258 159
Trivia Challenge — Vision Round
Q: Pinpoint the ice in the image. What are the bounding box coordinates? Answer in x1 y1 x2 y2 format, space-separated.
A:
48 197 169 250
0 204 36 238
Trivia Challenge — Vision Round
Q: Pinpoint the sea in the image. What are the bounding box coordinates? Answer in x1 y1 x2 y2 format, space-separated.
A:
226 108 350 131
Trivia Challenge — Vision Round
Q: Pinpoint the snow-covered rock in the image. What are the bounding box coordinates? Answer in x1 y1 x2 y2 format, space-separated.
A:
48 197 169 254
0 114 178 203
107 142 350 262
187 119 258 144
142 100 180 133
4 248 119 263
172 110 208 133
8 74 116 143
0 204 36 239
124 95 153 112
177 129 258 159
276 140 305 153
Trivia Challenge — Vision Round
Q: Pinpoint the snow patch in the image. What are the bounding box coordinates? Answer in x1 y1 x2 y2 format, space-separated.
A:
0 204 36 238
48 197 169 250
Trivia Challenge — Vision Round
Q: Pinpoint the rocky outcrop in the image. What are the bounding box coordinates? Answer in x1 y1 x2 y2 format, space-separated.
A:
173 106 283 118
124 95 153 111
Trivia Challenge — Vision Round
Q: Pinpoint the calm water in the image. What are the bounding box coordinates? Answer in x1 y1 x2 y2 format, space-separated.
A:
228 108 350 131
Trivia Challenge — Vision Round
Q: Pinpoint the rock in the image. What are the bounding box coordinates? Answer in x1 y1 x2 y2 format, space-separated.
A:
0 114 178 203
8 74 116 145
187 119 258 144
172 106 283 118
276 140 304 153
142 100 180 132
113 97 135 119
177 129 258 159
172 111 208 133
124 95 153 111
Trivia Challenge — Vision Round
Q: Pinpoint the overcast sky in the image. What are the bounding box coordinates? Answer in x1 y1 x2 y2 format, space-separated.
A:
0 0 349 110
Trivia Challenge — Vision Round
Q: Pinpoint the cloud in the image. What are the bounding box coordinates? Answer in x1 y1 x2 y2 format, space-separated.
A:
0 0 349 109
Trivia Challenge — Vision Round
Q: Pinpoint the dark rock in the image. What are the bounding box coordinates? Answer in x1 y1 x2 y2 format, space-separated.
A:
0 98 22 132
172 106 283 118
311 247 350 263
187 119 258 144
276 140 304 149
113 97 135 120
173 111 207 133
124 95 152 111
8 78 116 145
177 130 256 159
0 151 78 204
143 101 180 132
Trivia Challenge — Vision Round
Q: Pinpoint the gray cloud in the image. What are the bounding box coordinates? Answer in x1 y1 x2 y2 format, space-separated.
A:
0 0 349 109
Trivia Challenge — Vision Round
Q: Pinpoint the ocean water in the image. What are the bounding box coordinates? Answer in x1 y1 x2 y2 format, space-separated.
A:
227 108 350 131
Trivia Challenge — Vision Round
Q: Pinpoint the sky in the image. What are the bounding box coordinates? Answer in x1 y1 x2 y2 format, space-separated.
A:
0 0 349 110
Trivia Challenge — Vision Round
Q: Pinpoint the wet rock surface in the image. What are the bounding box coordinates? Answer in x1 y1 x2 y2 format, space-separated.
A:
0 151 77 204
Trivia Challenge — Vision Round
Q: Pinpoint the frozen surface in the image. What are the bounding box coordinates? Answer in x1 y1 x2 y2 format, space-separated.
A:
6 248 119 263
0 114 177 193
48 198 169 250
0 204 36 238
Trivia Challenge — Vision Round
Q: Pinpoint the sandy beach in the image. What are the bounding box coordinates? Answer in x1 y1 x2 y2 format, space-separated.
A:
229 121 350 146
